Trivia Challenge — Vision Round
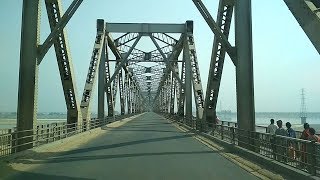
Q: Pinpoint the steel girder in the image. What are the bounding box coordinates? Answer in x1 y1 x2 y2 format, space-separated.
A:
203 0 234 126
128 63 166 92
80 20 106 130
235 0 255 134
114 33 140 48
105 44 115 117
152 21 205 128
153 34 184 106
131 84 137 113
107 35 142 87
39 0 83 63
44 0 82 126
184 30 206 128
119 67 125 115
150 35 183 86
106 33 142 116
165 73 171 113
17 0 84 151
152 33 178 46
113 31 183 108
126 75 132 114
107 34 131 74
112 63 119 108
177 60 186 117
170 69 177 114
106 23 186 33
114 31 183 104
184 33 193 125
192 0 236 64
98 37 106 121
284 0 320 54
17 0 41 151
193 0 255 134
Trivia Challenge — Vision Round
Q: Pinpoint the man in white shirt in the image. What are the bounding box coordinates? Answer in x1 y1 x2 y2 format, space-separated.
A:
267 119 278 159
267 119 277 134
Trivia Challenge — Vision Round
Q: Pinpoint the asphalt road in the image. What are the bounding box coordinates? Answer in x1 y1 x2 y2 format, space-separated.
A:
4 112 258 180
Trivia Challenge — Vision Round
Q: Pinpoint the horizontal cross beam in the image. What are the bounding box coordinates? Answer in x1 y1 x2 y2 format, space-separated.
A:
106 23 186 33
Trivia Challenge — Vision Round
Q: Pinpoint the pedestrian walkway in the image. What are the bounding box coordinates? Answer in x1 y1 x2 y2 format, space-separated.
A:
2 112 258 180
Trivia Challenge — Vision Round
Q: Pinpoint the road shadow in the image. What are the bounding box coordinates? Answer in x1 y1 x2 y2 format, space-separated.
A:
119 122 172 127
3 133 196 164
16 150 221 165
102 127 184 133
0 163 94 180
51 134 194 157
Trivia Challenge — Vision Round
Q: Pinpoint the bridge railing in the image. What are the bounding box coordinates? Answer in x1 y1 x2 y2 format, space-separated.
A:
218 119 312 138
0 113 138 158
163 114 320 177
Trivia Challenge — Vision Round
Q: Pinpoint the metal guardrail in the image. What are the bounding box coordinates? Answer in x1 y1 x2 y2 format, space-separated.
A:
0 114 137 157
163 114 320 177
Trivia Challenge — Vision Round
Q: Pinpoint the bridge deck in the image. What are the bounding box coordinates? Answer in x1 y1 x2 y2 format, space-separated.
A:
4 112 258 180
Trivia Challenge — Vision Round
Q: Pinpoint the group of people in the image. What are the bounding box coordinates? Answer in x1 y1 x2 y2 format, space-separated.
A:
266 119 296 138
267 119 319 142
266 119 319 166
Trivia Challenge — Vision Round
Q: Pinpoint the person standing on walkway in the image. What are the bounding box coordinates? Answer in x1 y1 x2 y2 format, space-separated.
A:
267 119 278 158
300 123 311 167
267 119 277 135
286 122 296 138
306 128 319 173
275 120 287 162
286 122 296 160
308 128 319 142
275 120 287 136
300 123 310 140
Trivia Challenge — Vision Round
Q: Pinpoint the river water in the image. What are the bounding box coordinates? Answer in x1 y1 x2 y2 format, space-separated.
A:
217 112 320 133
1 112 320 132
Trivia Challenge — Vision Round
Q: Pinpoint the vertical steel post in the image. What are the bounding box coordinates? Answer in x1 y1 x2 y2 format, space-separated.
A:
177 60 186 117
44 0 81 127
203 0 234 127
184 35 192 125
119 69 125 115
98 36 106 124
170 70 176 114
235 0 255 147
127 77 131 114
104 38 114 117
17 0 41 151
80 19 105 131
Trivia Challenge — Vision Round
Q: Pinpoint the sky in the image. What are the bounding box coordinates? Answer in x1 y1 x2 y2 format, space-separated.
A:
0 0 319 113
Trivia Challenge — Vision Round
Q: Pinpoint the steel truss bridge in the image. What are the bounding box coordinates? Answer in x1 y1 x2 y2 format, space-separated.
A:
2 0 320 178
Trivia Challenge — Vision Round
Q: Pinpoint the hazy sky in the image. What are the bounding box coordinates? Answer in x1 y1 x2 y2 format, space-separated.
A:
0 0 319 113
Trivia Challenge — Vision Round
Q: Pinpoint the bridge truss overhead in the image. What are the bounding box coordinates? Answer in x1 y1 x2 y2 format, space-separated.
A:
16 0 320 152
101 21 205 126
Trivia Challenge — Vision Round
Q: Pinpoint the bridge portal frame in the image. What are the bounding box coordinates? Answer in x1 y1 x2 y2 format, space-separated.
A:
16 0 320 152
